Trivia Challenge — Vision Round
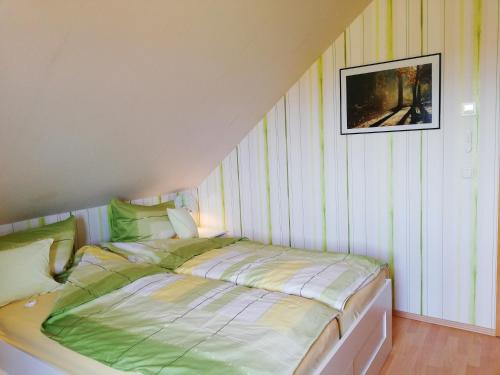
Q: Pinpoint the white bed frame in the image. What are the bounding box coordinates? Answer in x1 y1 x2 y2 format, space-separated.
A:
0 341 65 375
314 279 392 375
0 280 392 375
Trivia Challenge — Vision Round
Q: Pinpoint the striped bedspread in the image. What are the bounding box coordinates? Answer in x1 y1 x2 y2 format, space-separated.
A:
175 240 385 311
42 246 337 375
105 238 385 311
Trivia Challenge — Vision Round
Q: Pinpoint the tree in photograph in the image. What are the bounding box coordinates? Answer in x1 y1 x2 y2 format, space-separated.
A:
394 64 432 124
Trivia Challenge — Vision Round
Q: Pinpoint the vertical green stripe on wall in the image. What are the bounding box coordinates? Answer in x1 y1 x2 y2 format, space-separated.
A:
318 57 327 251
386 0 394 61
38 217 46 227
196 187 201 227
419 0 425 316
345 142 351 254
308 68 317 245
263 115 273 245
98 207 104 242
283 96 292 247
386 0 395 291
219 164 227 231
343 32 348 67
420 0 424 54
419 133 424 315
236 146 243 237
457 0 465 320
388 137 395 282
343 32 351 254
375 0 380 61
469 0 482 325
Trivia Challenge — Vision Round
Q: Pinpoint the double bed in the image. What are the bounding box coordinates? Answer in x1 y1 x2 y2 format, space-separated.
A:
0 238 392 375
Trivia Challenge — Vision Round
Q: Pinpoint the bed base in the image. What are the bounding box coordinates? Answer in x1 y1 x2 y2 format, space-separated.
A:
0 280 392 375
0 340 65 375
314 279 392 375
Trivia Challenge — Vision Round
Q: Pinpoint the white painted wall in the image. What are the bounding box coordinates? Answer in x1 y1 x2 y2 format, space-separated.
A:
197 0 500 330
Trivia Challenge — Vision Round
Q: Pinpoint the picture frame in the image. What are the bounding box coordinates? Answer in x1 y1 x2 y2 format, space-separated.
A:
340 53 441 135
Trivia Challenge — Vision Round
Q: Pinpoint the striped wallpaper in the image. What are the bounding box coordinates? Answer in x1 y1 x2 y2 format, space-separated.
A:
0 190 199 250
198 0 500 329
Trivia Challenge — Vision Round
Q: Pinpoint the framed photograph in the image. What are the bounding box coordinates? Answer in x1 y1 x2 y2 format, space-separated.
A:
340 53 441 135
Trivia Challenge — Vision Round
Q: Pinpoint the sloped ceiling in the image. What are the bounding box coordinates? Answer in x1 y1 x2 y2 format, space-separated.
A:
0 0 370 224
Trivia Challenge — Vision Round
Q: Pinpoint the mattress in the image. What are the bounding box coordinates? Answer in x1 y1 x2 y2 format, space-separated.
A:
338 267 389 335
0 292 340 375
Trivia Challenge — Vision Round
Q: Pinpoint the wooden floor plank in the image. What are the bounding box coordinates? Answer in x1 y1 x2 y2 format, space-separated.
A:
380 316 500 375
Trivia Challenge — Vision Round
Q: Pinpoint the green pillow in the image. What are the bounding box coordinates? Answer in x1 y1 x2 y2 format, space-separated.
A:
108 199 176 242
0 238 60 307
0 216 76 275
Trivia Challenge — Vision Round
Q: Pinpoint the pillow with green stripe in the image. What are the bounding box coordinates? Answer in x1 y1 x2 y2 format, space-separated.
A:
0 216 76 275
108 199 176 242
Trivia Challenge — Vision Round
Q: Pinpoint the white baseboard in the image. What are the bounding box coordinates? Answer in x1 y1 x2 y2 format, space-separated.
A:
393 310 496 336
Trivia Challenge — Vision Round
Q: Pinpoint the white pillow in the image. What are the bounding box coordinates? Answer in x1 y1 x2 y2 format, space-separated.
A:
0 238 59 307
167 208 199 239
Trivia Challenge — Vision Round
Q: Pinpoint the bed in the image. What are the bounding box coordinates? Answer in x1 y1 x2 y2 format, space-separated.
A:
0 291 343 375
0 239 392 375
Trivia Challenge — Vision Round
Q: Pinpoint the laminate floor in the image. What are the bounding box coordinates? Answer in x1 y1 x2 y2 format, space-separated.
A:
380 316 500 375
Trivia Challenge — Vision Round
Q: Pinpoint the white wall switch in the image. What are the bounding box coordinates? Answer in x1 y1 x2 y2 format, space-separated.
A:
462 102 476 116
461 167 474 179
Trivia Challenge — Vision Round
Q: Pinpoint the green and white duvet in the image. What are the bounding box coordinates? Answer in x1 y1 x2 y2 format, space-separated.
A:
42 246 338 375
105 238 385 311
